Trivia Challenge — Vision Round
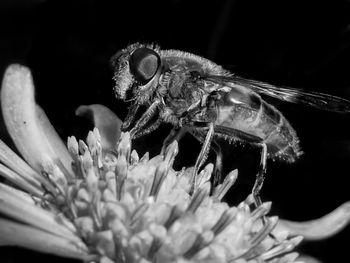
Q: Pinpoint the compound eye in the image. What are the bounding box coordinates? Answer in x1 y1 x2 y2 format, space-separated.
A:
129 47 160 84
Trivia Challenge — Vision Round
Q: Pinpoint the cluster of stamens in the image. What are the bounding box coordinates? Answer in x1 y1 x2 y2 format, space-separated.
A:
33 128 301 263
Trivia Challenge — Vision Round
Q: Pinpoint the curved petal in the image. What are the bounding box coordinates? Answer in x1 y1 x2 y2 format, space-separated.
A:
297 255 322 263
0 218 94 261
1 64 73 177
76 104 122 150
0 183 78 240
276 201 350 240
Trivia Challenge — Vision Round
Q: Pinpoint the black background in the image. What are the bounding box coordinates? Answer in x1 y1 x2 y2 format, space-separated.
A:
1 0 350 262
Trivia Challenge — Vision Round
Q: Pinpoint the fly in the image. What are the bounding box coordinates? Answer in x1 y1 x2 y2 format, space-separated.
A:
111 43 350 202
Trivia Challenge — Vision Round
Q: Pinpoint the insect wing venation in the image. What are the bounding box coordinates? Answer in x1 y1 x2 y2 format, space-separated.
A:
204 75 350 112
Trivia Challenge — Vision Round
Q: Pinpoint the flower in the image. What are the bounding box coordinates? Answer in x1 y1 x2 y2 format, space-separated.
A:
0 64 350 263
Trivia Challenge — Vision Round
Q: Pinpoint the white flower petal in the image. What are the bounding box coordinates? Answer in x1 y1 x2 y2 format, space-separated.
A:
76 104 122 150
36 104 74 178
0 163 43 196
277 201 350 240
0 183 79 242
0 181 35 203
0 139 50 191
1 64 73 177
296 255 322 263
0 218 93 261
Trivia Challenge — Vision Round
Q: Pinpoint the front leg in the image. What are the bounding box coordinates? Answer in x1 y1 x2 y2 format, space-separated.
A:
133 118 162 139
129 100 160 138
122 103 139 131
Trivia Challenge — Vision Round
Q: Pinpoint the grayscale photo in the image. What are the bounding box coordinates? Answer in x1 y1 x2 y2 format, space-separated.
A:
1 1 350 263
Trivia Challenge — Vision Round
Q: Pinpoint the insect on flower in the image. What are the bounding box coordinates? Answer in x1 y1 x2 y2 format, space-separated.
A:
111 43 350 201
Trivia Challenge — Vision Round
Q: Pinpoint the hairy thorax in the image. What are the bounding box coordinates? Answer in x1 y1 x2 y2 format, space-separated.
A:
162 71 204 117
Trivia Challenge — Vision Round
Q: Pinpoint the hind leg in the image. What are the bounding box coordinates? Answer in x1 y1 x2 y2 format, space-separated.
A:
252 143 267 206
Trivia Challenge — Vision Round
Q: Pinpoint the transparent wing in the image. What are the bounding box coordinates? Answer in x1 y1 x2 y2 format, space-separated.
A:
204 75 350 112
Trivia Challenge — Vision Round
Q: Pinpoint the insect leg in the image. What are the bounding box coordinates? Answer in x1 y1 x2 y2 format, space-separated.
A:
132 118 162 139
252 142 267 206
190 131 223 187
122 103 140 131
191 123 215 192
161 127 187 155
129 100 160 138
214 126 263 144
214 125 267 204
211 139 223 187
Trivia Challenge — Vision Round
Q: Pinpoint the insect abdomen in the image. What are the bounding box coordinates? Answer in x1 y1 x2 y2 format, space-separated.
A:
260 101 302 162
216 96 302 162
